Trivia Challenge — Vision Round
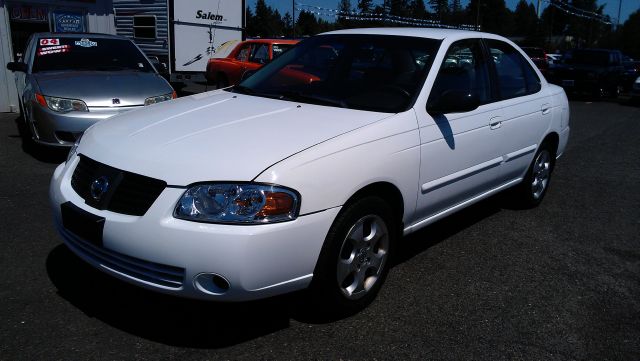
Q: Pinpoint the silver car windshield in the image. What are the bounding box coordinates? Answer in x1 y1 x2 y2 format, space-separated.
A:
232 35 441 113
32 37 154 73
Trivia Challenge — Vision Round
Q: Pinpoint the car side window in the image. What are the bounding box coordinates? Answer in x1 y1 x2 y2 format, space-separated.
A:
235 44 251 62
485 39 540 99
250 44 269 64
427 39 491 108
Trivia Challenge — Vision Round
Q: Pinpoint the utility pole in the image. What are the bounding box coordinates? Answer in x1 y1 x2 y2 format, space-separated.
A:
292 0 296 39
616 0 622 30
476 0 481 31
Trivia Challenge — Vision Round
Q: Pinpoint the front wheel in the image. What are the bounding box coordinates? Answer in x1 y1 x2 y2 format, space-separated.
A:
308 197 396 315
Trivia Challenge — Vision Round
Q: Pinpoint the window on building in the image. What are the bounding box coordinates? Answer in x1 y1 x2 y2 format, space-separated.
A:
133 16 156 39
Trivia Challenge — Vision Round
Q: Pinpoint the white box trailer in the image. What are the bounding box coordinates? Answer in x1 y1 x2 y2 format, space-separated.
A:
114 0 245 84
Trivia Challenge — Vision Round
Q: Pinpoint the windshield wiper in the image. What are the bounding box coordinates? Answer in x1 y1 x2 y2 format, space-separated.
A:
276 91 346 108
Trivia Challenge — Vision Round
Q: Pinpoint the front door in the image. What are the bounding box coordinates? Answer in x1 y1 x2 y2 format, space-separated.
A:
413 39 504 223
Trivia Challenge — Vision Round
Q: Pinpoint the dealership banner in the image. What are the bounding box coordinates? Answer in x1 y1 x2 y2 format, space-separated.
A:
53 11 85 32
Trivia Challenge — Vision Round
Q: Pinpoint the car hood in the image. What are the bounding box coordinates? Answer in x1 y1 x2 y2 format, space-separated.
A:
34 70 172 107
79 90 391 185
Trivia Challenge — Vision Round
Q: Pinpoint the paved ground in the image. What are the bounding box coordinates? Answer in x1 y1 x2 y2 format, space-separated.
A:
1 101 639 360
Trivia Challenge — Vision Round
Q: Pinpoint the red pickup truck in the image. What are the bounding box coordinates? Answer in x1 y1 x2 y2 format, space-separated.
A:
205 39 299 88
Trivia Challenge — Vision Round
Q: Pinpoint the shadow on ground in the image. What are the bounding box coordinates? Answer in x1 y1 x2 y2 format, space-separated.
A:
46 191 513 348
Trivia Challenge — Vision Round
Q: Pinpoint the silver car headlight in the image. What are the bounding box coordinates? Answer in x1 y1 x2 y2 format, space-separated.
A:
174 183 300 224
43 95 88 113
66 133 82 163
634 77 640 90
145 92 175 106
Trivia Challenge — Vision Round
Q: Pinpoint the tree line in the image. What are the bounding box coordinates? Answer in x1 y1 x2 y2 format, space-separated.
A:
245 0 640 57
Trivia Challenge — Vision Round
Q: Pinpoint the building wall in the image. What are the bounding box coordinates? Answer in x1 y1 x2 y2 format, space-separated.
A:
0 4 18 112
0 0 115 113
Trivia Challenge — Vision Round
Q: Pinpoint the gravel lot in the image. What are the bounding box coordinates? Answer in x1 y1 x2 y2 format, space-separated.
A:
0 100 638 360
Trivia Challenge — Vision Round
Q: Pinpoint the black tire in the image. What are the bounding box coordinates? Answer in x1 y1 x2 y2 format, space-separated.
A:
512 142 555 208
308 196 397 316
17 98 34 143
216 73 229 89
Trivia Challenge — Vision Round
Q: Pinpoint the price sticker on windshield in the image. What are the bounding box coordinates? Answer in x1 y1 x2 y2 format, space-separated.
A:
39 38 60 46
37 45 70 56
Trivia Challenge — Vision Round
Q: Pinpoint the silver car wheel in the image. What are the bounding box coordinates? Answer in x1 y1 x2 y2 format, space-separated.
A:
336 214 389 300
531 150 551 200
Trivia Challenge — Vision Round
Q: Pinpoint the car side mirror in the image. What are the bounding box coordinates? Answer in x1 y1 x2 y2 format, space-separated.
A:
241 69 256 81
427 90 480 115
7 62 27 72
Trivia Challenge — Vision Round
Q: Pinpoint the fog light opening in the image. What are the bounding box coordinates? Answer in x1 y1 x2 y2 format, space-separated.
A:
212 274 230 292
194 273 231 295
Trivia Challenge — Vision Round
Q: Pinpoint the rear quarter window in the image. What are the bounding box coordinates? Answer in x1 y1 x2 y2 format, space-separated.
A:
486 39 541 100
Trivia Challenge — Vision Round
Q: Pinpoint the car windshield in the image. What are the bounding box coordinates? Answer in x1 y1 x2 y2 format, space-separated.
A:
32 37 154 73
231 35 441 113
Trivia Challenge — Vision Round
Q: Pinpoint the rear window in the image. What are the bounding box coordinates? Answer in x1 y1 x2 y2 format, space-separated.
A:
32 37 153 73
272 44 294 59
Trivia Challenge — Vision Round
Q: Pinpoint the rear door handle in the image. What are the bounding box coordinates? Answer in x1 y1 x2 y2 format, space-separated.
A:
541 103 551 115
489 116 502 130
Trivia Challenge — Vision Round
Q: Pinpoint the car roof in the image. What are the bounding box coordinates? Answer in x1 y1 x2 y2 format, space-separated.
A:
320 27 502 41
32 32 130 41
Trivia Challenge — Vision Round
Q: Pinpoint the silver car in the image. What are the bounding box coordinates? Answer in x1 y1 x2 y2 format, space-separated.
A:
6 33 175 147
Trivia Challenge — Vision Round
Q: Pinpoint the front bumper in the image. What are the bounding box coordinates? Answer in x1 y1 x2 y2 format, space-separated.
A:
30 102 142 147
49 156 339 301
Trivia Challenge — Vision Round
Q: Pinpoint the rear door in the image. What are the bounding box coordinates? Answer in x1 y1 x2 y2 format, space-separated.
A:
483 39 552 182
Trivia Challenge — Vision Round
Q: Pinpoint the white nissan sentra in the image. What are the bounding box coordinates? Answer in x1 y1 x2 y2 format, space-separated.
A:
50 28 570 312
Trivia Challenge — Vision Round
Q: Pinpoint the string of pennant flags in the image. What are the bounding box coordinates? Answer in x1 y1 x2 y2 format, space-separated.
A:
543 0 612 24
295 2 480 30
296 1 612 28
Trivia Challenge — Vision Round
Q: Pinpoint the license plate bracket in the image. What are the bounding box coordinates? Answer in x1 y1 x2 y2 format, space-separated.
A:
61 202 105 247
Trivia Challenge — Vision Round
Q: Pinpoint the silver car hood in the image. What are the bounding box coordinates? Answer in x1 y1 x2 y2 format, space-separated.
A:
79 90 390 185
33 70 172 107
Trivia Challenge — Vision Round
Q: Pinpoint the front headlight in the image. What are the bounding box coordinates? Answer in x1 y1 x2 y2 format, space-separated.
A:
66 133 82 163
145 92 175 106
43 95 88 113
634 77 640 90
174 183 299 224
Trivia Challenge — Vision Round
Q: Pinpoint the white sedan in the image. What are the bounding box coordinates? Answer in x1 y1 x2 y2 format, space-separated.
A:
50 28 570 313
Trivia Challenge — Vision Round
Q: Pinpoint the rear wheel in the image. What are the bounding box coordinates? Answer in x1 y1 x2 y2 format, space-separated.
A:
512 142 555 208
309 197 396 315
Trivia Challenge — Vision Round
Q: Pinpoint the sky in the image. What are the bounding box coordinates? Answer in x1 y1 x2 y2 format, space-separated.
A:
247 0 639 25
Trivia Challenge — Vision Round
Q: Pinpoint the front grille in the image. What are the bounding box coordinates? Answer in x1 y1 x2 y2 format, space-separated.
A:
71 155 166 216
62 227 185 289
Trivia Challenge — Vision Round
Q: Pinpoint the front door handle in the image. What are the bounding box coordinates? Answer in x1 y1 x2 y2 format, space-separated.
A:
489 116 502 130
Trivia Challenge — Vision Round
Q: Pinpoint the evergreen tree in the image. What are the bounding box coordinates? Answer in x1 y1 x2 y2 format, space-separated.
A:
410 0 429 19
358 0 373 13
282 12 293 37
428 0 449 21
336 0 354 29
245 6 257 37
621 10 640 58
513 0 538 37
466 0 513 34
